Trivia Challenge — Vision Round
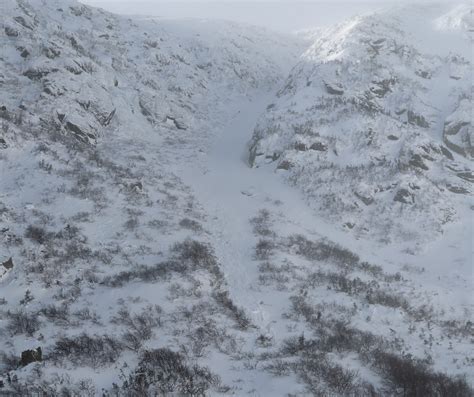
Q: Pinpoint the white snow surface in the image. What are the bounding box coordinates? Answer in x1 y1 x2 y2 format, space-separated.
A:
0 0 472 395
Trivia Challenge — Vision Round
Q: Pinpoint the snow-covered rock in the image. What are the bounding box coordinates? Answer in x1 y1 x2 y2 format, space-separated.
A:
249 4 473 247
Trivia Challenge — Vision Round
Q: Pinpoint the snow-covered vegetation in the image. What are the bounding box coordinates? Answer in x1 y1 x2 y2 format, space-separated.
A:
0 0 472 395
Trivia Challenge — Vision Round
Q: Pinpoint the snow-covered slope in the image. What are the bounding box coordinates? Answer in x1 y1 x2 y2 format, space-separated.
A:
0 1 472 395
249 4 473 249
1 0 302 148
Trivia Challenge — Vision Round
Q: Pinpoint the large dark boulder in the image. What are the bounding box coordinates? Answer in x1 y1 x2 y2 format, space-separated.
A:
20 347 42 367
1 257 13 270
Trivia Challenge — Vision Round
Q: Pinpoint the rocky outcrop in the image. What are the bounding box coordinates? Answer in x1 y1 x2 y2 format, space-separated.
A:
443 99 473 158
394 188 414 204
249 5 471 245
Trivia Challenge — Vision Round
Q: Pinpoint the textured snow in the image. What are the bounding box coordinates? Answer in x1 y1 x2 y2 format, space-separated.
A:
0 0 472 395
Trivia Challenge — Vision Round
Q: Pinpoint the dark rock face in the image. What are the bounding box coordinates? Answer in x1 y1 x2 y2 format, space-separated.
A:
1 257 13 270
447 185 469 194
4 26 19 37
64 121 95 143
294 142 307 151
20 347 42 367
20 48 30 58
443 119 473 158
310 142 328 151
13 16 34 30
440 146 454 160
277 160 292 170
394 188 414 204
23 68 51 81
354 192 374 206
456 171 474 183
407 110 429 128
409 154 429 171
324 81 344 95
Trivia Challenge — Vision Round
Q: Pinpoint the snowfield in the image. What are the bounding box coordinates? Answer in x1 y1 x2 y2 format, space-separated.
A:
0 0 472 396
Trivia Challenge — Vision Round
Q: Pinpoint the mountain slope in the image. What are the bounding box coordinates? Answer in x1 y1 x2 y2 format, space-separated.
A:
0 1 472 395
249 4 473 249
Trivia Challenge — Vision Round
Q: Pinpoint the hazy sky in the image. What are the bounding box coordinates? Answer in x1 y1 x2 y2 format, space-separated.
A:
79 0 406 32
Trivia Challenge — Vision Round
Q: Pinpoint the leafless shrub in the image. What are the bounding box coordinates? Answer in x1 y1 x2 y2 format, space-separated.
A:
179 218 203 232
6 310 40 336
255 239 275 260
73 307 101 323
250 209 275 237
287 234 359 266
0 351 19 371
24 225 51 244
112 305 162 351
38 159 53 173
39 303 70 326
102 260 186 287
50 334 123 368
299 352 360 395
212 290 251 330
373 351 472 397
171 239 216 270
124 217 139 230
120 348 220 396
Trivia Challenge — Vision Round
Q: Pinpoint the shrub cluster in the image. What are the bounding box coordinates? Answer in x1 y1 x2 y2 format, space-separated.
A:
50 334 123 368
120 348 220 396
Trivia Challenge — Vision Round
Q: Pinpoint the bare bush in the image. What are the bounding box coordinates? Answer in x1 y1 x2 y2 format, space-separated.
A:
171 239 217 270
250 209 275 237
112 305 162 351
50 334 123 368
179 218 203 232
212 290 251 330
287 234 359 266
120 348 220 396
102 260 186 287
255 239 275 260
39 303 70 326
24 225 51 244
7 310 40 336
373 351 472 397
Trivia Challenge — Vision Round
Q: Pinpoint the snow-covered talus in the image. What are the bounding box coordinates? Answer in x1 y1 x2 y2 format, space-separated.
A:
249 3 473 250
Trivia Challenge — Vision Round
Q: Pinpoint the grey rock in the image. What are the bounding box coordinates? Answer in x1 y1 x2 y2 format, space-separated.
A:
394 188 414 204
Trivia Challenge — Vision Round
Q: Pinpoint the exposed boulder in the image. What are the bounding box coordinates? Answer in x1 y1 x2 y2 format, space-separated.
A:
324 81 344 95
277 160 292 170
409 154 429 171
20 347 42 367
4 26 19 37
407 110 430 128
394 188 414 204
440 146 454 160
294 142 307 151
1 257 13 270
443 99 473 158
447 185 469 194
310 141 328 151
456 171 474 183
64 121 95 143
